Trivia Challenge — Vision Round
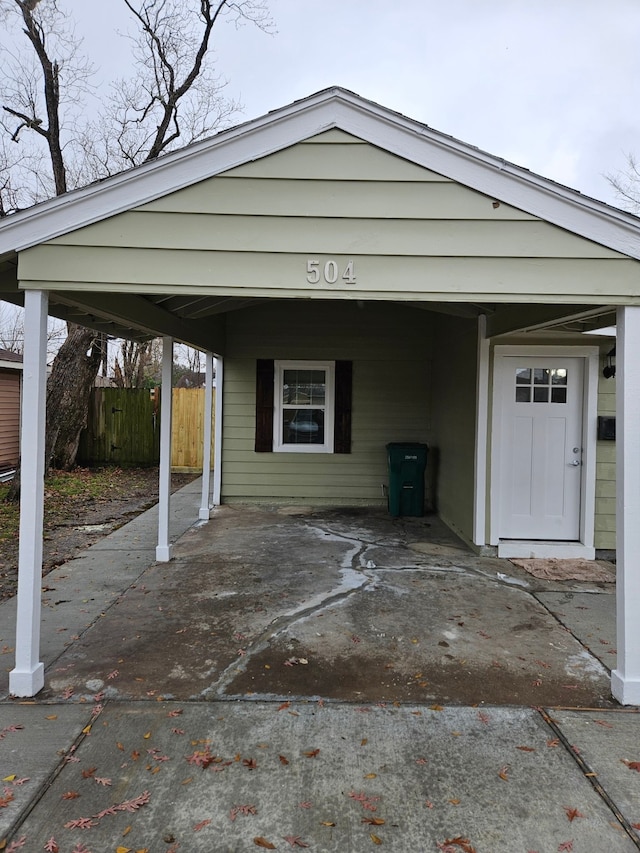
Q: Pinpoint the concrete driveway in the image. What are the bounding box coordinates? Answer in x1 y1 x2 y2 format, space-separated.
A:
34 500 616 708
4 483 638 853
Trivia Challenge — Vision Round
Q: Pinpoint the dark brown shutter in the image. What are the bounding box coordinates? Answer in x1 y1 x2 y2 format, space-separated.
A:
255 359 274 452
334 360 352 454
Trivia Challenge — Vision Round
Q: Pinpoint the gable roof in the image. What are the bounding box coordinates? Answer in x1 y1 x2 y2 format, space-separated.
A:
1 86 640 264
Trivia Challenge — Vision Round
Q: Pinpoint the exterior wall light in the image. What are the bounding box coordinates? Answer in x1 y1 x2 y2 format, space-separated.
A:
603 346 616 379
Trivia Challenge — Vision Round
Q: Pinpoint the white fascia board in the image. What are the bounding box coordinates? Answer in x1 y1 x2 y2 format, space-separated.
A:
2 87 640 262
0 359 22 371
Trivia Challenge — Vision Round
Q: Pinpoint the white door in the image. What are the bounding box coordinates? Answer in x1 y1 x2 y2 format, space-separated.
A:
497 356 584 540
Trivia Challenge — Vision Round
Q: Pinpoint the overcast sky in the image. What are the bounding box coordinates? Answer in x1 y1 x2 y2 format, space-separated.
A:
62 0 640 209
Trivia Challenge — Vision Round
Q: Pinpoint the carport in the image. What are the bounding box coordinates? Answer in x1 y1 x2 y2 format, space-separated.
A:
1 87 640 704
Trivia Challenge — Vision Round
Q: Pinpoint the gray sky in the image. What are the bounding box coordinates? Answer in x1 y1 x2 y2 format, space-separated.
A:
43 0 640 207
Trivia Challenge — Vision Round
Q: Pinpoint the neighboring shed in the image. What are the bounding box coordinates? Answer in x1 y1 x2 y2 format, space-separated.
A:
1 88 640 705
0 348 22 471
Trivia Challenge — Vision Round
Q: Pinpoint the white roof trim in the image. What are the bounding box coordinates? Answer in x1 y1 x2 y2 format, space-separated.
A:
0 359 22 370
2 86 640 261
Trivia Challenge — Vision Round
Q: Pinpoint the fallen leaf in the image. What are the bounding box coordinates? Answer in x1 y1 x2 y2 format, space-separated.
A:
362 817 385 825
64 817 96 829
448 798 461 806
278 701 291 711
254 838 276 849
45 715 58 720
564 806 584 822
370 834 382 845
320 821 336 827
557 843 573 852
498 765 510 781
516 746 536 752
143 731 152 739
429 704 444 712
361 738 368 746
622 759 640 772
437 838 477 853
167 709 183 717
117 742 125 751
547 739 560 748
81 766 96 779
194 818 212 831
116 848 131 853
44 839 59 853
230 804 257 821
364 772 377 779
298 801 312 809
62 791 80 799
283 837 310 848
95 776 112 786
279 755 290 765
304 748 320 758
594 719 614 729
243 758 258 770
81 724 91 735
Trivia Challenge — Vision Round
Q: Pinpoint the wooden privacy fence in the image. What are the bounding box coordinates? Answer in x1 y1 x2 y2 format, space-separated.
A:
78 386 215 471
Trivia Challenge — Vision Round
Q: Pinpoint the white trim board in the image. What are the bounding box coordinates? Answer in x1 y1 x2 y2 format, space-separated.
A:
497 541 596 560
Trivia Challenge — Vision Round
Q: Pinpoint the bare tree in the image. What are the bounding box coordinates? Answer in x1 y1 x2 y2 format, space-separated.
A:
1 0 271 496
113 339 152 388
0 301 67 360
608 154 640 213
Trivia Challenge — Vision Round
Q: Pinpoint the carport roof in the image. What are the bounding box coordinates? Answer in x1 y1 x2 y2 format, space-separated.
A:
0 86 638 345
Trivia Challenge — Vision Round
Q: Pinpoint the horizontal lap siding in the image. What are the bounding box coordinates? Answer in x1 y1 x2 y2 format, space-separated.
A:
27 130 634 306
0 370 20 467
596 367 616 550
221 302 432 504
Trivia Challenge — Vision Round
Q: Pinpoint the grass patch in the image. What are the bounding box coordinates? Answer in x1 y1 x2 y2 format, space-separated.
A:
0 485 19 543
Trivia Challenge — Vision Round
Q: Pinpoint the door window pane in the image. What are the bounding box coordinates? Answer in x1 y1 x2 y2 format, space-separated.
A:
514 365 569 404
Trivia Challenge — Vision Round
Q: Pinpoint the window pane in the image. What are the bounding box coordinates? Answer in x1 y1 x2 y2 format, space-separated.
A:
283 408 325 444
533 386 549 403
551 387 567 403
282 370 326 405
515 387 531 403
551 368 568 386
533 368 550 385
515 368 531 384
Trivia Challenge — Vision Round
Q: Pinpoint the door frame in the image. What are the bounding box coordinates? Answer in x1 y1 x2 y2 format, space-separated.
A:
489 345 599 558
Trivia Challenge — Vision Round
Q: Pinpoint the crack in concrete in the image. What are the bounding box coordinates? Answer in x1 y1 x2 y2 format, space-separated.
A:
199 523 374 698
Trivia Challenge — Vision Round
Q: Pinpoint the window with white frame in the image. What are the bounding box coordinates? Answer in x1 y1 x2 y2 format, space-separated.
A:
273 360 335 453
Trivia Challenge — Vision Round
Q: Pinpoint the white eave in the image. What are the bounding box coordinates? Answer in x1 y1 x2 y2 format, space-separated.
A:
0 359 22 371
1 86 640 262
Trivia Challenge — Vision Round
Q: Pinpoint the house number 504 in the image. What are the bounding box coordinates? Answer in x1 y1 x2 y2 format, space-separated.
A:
306 259 356 285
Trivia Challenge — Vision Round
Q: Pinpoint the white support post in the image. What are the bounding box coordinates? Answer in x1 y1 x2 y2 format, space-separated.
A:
213 357 223 505
473 314 490 547
10 290 48 697
199 351 214 520
612 306 640 705
156 336 173 562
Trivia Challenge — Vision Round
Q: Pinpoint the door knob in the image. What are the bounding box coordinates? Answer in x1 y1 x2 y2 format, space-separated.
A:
569 460 581 466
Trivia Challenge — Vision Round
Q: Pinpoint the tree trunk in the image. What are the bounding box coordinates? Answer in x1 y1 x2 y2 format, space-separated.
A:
45 324 102 471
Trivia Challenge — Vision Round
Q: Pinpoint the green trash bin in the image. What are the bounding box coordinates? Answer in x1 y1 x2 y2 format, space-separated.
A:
386 442 428 517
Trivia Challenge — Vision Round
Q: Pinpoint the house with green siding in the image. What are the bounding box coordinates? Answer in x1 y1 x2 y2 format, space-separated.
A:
1 88 639 704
